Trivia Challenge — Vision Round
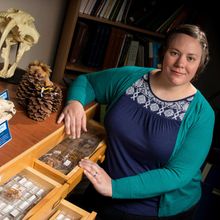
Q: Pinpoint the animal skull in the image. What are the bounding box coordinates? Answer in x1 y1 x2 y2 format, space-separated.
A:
0 8 40 78
0 98 16 124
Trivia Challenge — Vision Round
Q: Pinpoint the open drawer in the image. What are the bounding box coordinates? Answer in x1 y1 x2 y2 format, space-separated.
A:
31 119 106 192
0 166 68 220
48 199 97 220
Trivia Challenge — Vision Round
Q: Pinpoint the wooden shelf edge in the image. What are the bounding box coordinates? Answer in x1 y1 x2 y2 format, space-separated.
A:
78 13 165 39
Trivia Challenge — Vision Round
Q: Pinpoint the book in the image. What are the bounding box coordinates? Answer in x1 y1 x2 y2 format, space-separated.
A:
136 44 145 67
121 0 133 24
118 33 133 66
116 0 128 22
148 41 153 67
93 25 111 67
79 0 90 13
86 24 104 66
124 40 139 66
103 0 117 19
84 0 96 14
102 27 127 69
91 0 106 16
115 31 128 66
109 0 124 21
86 25 111 67
69 22 89 64
99 0 110 17
152 42 161 68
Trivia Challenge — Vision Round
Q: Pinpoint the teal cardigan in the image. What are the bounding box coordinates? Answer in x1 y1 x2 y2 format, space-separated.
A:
67 66 215 217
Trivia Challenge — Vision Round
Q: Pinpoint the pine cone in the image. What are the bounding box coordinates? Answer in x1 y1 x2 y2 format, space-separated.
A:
27 96 53 121
51 84 62 112
16 60 63 121
16 75 36 107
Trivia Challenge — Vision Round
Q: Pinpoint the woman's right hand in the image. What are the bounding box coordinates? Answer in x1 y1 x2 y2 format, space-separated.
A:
57 100 87 138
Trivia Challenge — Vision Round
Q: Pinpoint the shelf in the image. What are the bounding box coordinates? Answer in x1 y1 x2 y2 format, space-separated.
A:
79 13 165 39
66 63 101 73
52 0 166 84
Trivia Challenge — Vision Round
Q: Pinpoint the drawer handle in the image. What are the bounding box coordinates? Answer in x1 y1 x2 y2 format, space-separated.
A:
98 155 105 163
52 197 62 210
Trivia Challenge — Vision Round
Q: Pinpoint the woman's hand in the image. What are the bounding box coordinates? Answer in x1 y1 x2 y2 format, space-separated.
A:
79 159 112 197
57 100 87 138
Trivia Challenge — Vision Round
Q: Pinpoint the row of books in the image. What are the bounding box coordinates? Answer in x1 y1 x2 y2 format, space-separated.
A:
68 21 162 69
79 0 132 23
79 0 190 33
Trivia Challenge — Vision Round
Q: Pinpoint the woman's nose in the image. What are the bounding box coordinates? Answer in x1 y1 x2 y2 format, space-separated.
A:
175 56 186 67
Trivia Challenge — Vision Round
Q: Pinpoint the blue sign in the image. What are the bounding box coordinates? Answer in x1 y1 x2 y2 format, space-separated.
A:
0 120 12 148
0 89 9 100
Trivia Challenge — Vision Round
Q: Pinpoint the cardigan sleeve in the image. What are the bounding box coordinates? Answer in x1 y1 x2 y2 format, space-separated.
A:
67 66 153 106
112 97 215 199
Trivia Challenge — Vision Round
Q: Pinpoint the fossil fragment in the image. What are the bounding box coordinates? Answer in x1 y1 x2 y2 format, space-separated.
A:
0 98 16 124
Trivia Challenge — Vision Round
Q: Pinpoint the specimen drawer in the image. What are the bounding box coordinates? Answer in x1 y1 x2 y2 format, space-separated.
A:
0 166 68 220
48 199 97 220
30 119 106 193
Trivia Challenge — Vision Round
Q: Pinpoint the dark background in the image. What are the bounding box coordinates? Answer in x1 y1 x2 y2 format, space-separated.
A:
188 1 219 99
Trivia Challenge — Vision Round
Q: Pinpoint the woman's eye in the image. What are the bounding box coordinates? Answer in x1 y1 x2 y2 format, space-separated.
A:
170 51 178 56
187 57 195 62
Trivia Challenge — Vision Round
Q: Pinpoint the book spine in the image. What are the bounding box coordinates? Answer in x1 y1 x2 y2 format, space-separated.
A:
69 22 89 64
124 40 139 66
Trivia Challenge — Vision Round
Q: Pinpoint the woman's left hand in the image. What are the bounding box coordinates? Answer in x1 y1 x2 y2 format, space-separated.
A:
79 159 112 197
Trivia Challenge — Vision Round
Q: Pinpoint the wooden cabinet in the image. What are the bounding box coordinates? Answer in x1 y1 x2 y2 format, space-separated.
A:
0 163 96 219
48 199 97 220
0 166 68 220
0 117 103 219
31 119 106 193
52 0 166 84
0 82 103 219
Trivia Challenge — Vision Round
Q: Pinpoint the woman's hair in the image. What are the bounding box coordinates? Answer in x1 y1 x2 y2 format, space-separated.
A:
164 24 209 79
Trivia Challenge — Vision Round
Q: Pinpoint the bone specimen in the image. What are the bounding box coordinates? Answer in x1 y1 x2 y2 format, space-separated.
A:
1 187 22 200
0 8 40 78
0 98 16 124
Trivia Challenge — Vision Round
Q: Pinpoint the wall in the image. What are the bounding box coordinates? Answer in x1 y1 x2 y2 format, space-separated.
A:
0 0 67 71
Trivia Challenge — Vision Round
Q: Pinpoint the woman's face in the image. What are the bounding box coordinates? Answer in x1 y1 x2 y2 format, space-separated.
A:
162 33 202 86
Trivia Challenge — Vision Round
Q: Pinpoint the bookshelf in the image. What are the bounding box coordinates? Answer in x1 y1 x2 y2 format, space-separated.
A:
52 0 188 84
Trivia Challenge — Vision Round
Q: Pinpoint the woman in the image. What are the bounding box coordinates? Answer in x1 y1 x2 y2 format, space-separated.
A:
57 24 215 220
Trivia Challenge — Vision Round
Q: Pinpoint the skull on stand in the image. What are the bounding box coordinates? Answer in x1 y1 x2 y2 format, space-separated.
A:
0 8 40 78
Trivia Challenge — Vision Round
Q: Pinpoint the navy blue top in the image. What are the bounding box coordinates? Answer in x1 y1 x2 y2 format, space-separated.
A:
103 74 194 216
